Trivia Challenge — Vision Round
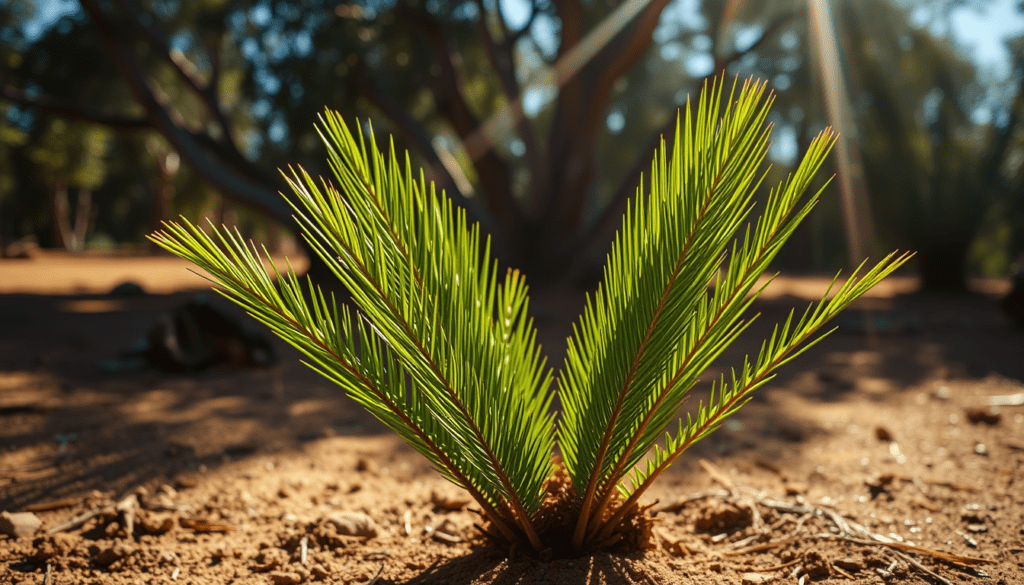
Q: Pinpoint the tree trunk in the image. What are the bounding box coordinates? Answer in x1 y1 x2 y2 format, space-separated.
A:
53 177 93 253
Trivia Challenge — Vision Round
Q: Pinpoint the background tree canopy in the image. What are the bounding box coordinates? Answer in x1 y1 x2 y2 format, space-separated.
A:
1 0 1022 290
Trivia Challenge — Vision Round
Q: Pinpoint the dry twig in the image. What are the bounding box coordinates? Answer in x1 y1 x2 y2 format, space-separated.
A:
688 473 992 584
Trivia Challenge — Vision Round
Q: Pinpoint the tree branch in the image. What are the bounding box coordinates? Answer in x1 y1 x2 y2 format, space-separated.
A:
109 0 240 149
474 0 544 215
0 85 152 131
399 4 519 234
77 0 292 224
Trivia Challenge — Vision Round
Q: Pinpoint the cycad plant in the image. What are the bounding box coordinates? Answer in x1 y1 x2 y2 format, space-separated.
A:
151 77 909 555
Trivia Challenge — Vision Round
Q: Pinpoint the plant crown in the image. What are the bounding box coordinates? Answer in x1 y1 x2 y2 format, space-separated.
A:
151 77 910 553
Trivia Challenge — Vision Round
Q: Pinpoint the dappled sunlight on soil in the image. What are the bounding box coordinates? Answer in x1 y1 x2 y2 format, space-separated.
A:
1 254 1022 584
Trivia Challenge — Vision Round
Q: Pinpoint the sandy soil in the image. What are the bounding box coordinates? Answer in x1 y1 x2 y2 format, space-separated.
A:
0 252 1022 584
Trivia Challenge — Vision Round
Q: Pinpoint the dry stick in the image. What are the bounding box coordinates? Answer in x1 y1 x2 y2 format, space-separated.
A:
832 535 990 567
47 507 108 535
24 498 81 513
365 563 385 585
892 549 953 585
831 563 856 580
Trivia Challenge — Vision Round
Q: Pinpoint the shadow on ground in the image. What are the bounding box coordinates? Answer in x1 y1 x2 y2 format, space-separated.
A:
2 278 1022 513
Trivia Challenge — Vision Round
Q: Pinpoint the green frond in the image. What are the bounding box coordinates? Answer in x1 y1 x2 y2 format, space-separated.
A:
282 112 556 522
149 220 472 490
560 78 789 506
559 76 909 547
151 111 557 546
620 252 911 499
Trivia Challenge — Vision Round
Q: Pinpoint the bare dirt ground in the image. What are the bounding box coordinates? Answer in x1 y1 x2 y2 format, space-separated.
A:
1 251 1022 584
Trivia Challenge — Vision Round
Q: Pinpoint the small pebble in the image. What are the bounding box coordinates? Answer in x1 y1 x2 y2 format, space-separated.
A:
325 512 378 538
0 511 42 539
268 571 302 585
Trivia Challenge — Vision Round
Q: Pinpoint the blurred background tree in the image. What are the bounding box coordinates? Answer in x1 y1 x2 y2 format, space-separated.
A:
0 0 1022 290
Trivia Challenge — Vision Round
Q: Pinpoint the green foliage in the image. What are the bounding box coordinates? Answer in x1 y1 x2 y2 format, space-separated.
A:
151 77 909 553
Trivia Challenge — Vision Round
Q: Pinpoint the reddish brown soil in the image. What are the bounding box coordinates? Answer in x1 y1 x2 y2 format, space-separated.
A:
1 252 1022 584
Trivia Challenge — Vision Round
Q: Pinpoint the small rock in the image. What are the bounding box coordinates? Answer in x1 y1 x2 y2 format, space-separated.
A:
93 541 135 567
310 564 331 580
741 572 775 584
268 571 303 584
0 511 42 538
325 512 378 538
975 443 988 456
966 523 988 533
139 511 175 535
430 490 470 511
874 426 893 442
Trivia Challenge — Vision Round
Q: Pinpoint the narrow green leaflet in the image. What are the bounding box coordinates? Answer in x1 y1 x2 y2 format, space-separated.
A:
588 255 908 543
